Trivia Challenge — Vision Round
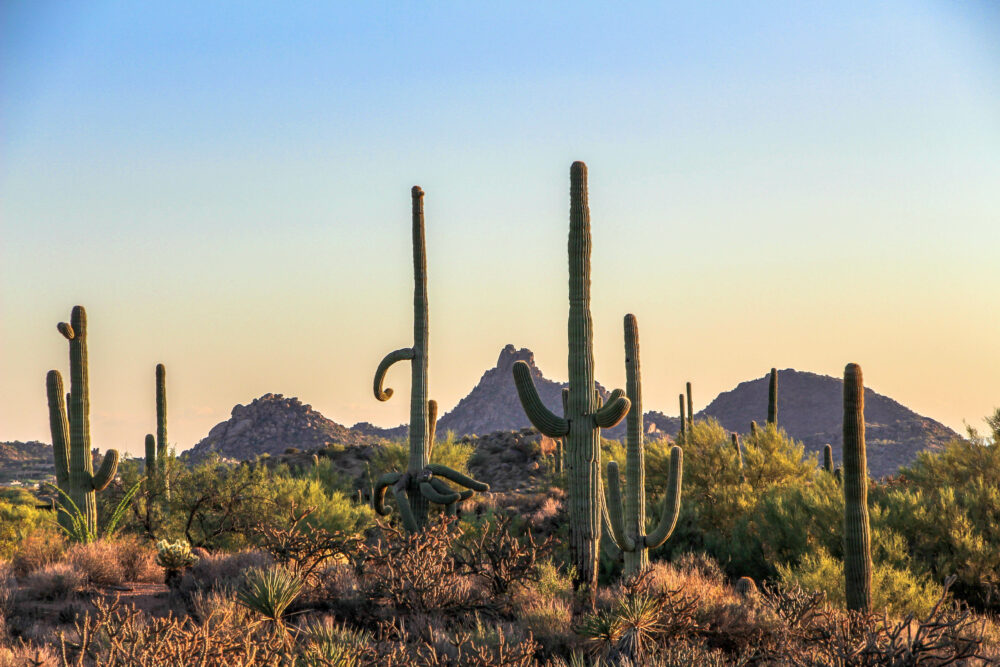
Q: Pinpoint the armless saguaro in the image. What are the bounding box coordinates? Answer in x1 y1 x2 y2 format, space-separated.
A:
767 368 778 425
512 162 631 608
843 363 872 612
373 187 488 532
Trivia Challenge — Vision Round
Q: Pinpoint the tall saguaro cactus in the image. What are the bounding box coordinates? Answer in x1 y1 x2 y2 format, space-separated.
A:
843 363 872 612
823 443 834 474
513 162 631 607
45 306 119 536
602 314 683 575
145 364 170 500
373 186 488 532
768 368 778 425
678 394 686 439
685 382 694 430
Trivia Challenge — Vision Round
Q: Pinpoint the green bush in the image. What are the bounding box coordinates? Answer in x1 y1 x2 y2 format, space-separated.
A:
0 500 47 559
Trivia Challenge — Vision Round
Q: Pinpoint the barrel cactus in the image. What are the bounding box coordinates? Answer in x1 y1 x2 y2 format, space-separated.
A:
602 314 683 575
512 162 631 607
372 186 488 532
735 576 758 599
45 306 120 537
842 363 872 612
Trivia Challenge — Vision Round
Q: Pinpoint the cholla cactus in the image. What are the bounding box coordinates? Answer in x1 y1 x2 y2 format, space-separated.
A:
156 539 199 571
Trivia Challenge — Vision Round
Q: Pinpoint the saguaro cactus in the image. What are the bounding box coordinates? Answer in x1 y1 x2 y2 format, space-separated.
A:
843 363 872 612
145 364 170 501
512 162 631 607
602 314 683 575
686 381 693 430
678 394 686 439
767 368 778 425
823 443 834 474
373 186 488 532
45 306 119 536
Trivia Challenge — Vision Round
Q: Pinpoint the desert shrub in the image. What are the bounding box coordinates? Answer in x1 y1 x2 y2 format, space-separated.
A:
452 514 553 595
0 643 60 667
64 540 126 587
299 616 371 666
0 562 15 621
183 549 275 595
673 551 725 586
256 504 359 587
0 501 47 560
266 476 374 537
20 562 84 600
112 534 161 582
373 431 474 479
776 545 943 617
10 528 65 577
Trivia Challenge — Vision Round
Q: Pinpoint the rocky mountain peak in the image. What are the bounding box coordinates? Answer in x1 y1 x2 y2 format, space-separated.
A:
496 344 535 372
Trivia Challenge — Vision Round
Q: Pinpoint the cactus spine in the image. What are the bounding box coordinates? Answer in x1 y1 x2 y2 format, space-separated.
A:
373 186 488 532
842 363 872 612
512 162 631 607
686 381 693 430
823 443 834 474
45 306 119 536
602 314 683 575
767 368 778 425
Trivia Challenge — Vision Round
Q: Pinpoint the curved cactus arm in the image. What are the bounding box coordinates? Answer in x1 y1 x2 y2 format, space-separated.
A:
420 479 461 504
373 472 403 516
391 484 419 533
425 463 490 492
598 478 623 555
92 450 120 491
429 477 468 500
603 461 636 552
373 348 415 401
593 391 631 428
512 361 569 438
46 371 71 485
644 446 683 549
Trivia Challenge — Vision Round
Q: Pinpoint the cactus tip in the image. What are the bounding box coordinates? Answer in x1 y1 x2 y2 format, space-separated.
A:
57 322 74 339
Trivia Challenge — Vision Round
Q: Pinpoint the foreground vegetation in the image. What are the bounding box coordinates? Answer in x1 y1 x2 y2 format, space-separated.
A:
0 412 997 665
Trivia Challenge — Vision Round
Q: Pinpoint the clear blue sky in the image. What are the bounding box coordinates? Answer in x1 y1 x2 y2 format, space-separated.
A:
2 2 999 453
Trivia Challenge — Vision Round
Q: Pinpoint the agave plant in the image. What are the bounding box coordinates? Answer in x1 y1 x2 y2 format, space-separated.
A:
47 479 142 544
236 566 304 625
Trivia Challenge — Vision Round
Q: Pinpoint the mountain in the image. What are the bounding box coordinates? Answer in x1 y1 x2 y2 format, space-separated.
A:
700 369 959 478
185 393 381 463
0 441 55 484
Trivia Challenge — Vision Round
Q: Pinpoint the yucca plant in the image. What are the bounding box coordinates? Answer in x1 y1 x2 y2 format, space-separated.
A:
300 617 370 667
578 594 664 663
236 566 304 625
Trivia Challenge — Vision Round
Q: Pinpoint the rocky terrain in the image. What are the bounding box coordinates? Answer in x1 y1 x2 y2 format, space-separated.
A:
184 393 382 464
700 369 958 478
0 440 55 485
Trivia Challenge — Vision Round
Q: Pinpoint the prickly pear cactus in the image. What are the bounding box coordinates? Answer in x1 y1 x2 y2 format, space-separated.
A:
45 306 119 537
512 162 631 607
373 186 488 532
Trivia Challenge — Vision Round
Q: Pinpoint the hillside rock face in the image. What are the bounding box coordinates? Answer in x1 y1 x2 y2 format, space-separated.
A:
436 344 613 437
701 369 958 478
186 394 377 463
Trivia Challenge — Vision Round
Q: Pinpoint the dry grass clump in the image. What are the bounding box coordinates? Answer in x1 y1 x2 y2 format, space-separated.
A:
112 535 161 583
0 642 59 667
10 530 65 578
64 540 125 588
19 563 84 600
182 549 274 595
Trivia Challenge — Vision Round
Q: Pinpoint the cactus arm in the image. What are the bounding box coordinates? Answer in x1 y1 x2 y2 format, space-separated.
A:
92 450 119 491
427 399 438 457
644 445 683 549
430 477 470 499
145 434 156 476
373 348 415 401
603 461 636 551
512 361 569 437
46 371 71 485
391 484 419 533
373 472 402 516
593 391 630 428
425 463 490 492
420 479 461 504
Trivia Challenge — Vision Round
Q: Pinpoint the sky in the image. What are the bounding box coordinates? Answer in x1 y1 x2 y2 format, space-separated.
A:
1 1 999 456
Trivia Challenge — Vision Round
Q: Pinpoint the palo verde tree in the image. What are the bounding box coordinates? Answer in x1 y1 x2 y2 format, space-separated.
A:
372 186 488 532
512 161 631 607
